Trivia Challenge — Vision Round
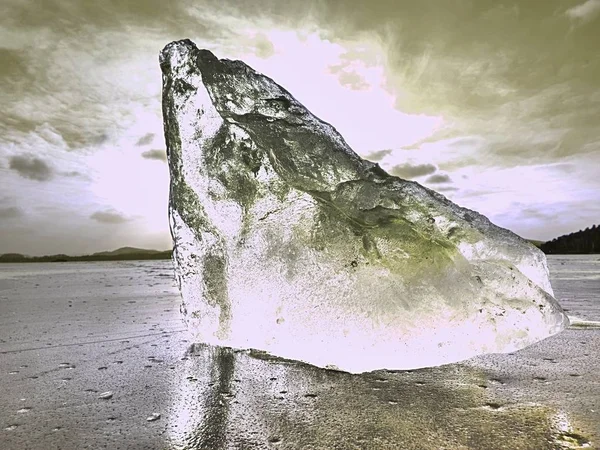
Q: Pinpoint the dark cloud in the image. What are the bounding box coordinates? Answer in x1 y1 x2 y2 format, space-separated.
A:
0 206 22 219
3 0 597 165
89 133 110 146
90 210 129 224
389 163 436 179
9 154 54 181
303 0 600 162
0 48 28 84
363 149 392 162
0 1 226 155
425 174 452 184
3 0 215 35
141 149 167 162
55 122 116 151
136 133 155 146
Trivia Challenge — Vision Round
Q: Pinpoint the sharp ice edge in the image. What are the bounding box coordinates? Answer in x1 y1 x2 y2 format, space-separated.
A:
161 40 568 373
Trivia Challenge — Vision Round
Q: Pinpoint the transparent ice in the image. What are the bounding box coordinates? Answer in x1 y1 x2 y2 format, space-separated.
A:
160 40 568 373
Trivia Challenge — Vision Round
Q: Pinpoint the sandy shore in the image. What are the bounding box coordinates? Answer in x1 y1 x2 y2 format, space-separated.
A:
0 257 598 449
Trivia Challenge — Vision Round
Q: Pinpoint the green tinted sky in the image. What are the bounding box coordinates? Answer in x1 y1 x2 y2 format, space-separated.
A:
1 0 599 255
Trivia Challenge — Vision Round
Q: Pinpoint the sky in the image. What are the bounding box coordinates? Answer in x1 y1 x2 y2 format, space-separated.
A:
1 0 599 256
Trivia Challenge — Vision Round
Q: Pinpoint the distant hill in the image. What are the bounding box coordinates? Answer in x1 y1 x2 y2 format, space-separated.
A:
540 224 599 254
0 247 172 263
92 247 164 256
0 253 29 262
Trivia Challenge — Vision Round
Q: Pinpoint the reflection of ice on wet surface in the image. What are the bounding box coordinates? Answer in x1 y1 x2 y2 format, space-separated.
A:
166 343 595 449
0 256 597 449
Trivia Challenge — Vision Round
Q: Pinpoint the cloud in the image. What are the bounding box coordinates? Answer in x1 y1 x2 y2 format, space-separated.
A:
62 170 83 177
0 206 22 219
296 0 600 167
389 163 436 179
565 0 600 21
89 133 110 146
520 207 553 221
248 33 275 59
135 133 155 146
0 47 27 83
141 149 167 162
2 0 218 35
437 186 458 192
363 149 392 161
425 173 452 184
328 62 369 90
8 154 54 181
1 0 599 253
90 209 130 224
337 71 369 90
0 0 226 155
59 170 92 181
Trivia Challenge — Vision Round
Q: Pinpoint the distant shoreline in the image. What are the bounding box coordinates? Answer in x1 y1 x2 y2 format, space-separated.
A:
1 248 598 264
2 234 599 264
0 247 172 263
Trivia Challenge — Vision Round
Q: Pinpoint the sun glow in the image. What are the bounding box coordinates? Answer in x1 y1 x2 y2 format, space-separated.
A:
223 28 444 155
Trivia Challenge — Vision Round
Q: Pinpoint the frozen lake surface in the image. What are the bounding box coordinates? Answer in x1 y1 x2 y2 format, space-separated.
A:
546 255 600 322
0 255 598 449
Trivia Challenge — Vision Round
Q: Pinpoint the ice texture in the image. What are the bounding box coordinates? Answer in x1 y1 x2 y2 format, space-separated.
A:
160 39 569 373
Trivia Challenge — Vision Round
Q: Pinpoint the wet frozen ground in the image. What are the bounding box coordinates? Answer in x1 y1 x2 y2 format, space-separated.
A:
0 255 598 449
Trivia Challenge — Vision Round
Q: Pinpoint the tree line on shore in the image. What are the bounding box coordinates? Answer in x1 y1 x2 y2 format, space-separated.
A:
540 224 599 254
